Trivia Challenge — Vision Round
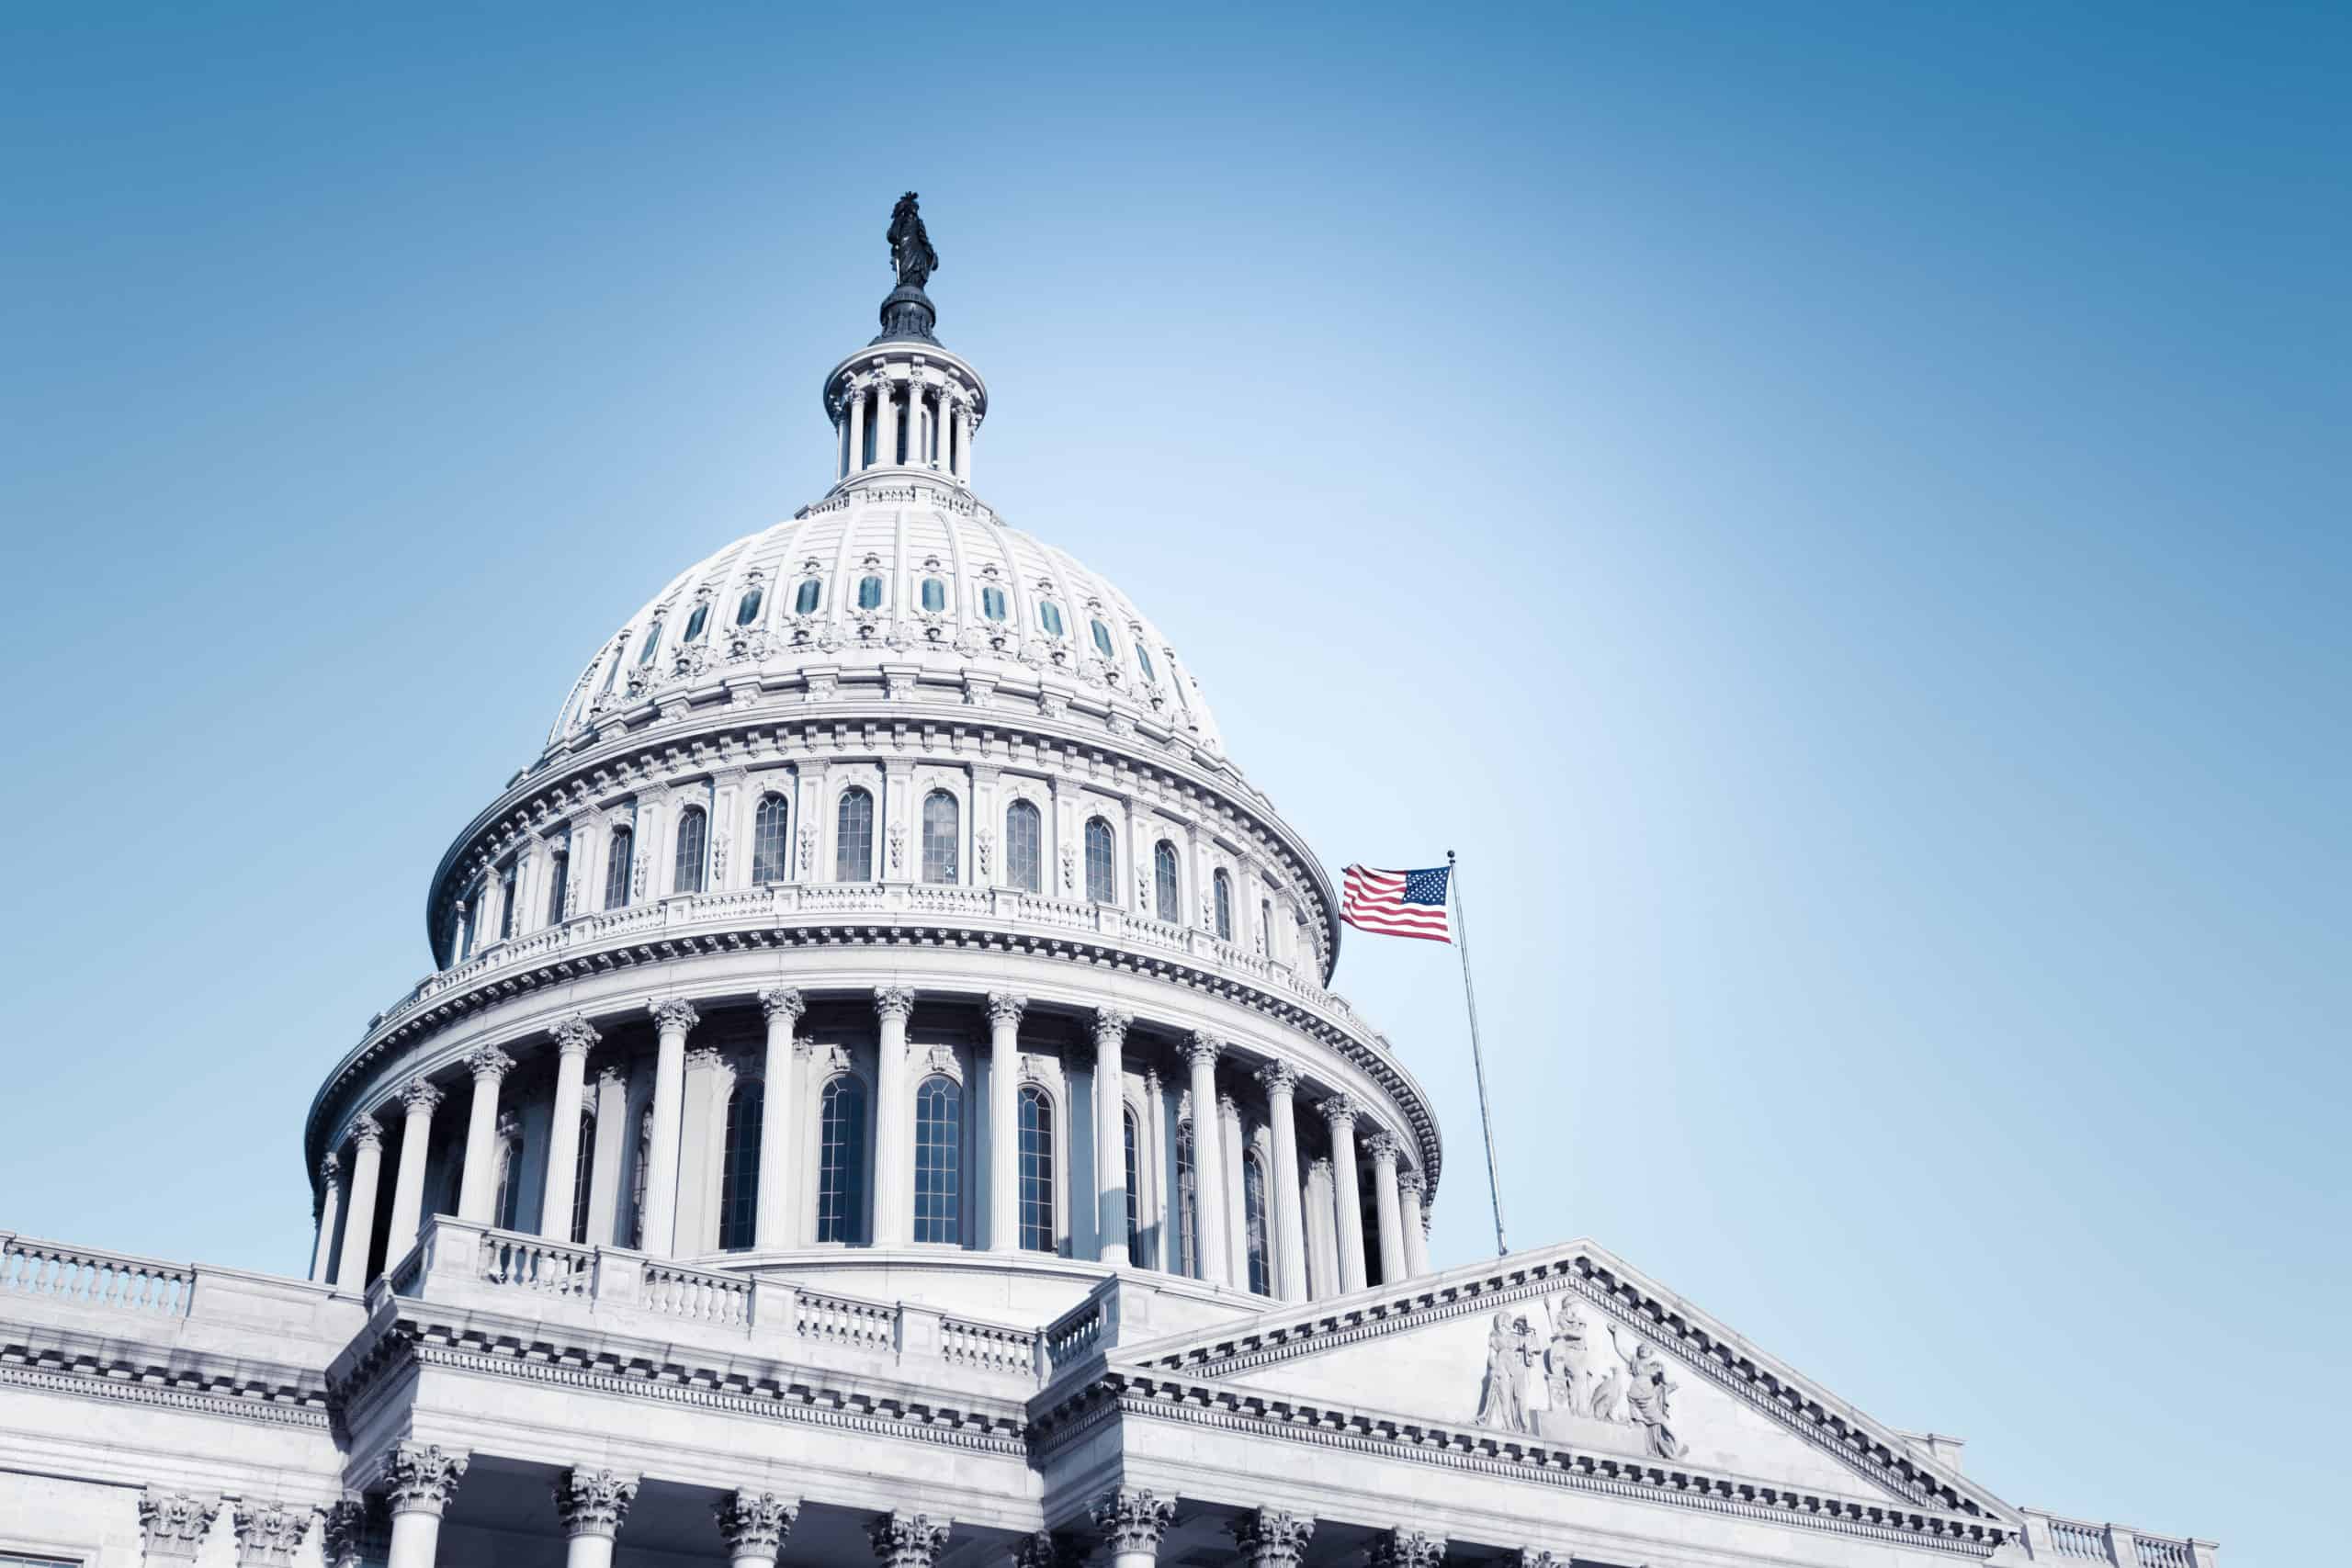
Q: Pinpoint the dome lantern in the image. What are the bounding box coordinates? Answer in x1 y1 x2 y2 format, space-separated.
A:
823 194 988 491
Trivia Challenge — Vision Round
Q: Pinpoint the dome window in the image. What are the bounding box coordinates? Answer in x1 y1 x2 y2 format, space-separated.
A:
735 586 763 626
1136 645 1158 683
921 577 947 613
857 575 885 611
637 622 663 666
684 603 710 643
795 579 821 615
980 586 1008 623
597 651 622 695
1038 600 1065 637
1091 619 1116 660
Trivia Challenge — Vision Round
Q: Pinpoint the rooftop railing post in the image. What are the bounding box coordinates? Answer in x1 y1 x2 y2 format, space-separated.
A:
2106 1527 2140 1568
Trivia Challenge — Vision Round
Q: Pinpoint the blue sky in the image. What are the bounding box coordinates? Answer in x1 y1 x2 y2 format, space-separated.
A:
3 4 2344 1561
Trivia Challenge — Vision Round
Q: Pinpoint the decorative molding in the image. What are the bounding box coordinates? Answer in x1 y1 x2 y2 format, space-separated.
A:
716 1490 801 1555
555 1467 639 1539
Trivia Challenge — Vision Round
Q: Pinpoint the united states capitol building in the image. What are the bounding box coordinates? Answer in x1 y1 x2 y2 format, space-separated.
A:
0 201 2214 1568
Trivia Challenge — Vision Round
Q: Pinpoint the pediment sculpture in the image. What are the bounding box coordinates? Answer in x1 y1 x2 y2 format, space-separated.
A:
1476 1296 1687 1460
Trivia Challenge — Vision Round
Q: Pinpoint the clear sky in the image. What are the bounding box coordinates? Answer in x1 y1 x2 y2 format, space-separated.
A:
3 4 2344 1562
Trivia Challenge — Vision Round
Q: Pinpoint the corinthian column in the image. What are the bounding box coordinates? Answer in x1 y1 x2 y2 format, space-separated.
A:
1092 1008 1134 1267
1325 1095 1367 1293
986 992 1027 1251
848 382 867 472
233 1499 311 1566
1364 1128 1407 1285
717 1492 801 1568
1397 1168 1431 1277
1256 1060 1307 1301
554 1468 639 1568
1370 1529 1447 1568
755 987 806 1249
641 998 699 1256
381 1442 468 1568
455 1045 516 1224
310 1154 344 1283
1089 1488 1176 1568
872 986 918 1247
138 1488 220 1562
335 1115 384 1288
541 1017 598 1243
387 1077 444 1260
1183 1032 1228 1285
1230 1507 1315 1568
869 1510 951 1568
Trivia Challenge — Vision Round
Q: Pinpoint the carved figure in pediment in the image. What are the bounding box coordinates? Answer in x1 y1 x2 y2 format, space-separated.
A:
1476 1310 1540 1435
1605 1326 1687 1460
1545 1301 1595 1420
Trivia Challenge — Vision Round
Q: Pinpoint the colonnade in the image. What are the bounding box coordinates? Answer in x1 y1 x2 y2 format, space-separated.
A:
836 367 975 485
311 988 1431 1302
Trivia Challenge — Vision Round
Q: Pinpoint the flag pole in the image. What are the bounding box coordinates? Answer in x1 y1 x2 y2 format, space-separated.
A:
1448 849 1509 1257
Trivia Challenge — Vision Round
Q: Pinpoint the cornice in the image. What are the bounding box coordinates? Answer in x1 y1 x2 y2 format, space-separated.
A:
0 1329 334 1429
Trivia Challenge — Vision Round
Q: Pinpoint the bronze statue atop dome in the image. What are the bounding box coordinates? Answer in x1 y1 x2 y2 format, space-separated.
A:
888 192 937 290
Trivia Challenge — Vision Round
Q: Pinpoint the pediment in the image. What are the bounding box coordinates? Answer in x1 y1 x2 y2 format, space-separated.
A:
1118 1240 2010 1520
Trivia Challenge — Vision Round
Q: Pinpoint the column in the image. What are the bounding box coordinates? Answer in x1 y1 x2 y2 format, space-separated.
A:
1090 1488 1176 1568
1219 1092 1246 1285
957 402 974 485
1141 1066 1168 1269
985 992 1026 1251
641 998 699 1256
676 1047 725 1252
335 1115 384 1288
1182 1032 1228 1285
233 1499 311 1565
554 1468 639 1568
848 384 867 473
1305 1156 1339 1298
541 1016 598 1242
320 1499 377 1568
872 986 917 1247
455 1045 516 1224
138 1488 220 1562
309 1155 344 1283
869 1510 951 1568
387 1077 445 1260
937 392 956 471
755 987 805 1248
717 1492 800 1568
382 1442 468 1568
1397 1168 1431 1277
584 1064 628 1246
1092 1009 1133 1267
1256 1060 1307 1301
1369 1529 1447 1568
876 379 899 467
1229 1507 1315 1568
1365 1130 1407 1284
1325 1095 1367 1293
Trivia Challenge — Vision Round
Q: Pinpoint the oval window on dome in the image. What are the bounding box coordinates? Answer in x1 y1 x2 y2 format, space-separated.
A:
921 577 946 613
638 622 663 665
735 586 763 626
858 575 885 611
980 585 1008 623
795 579 820 615
1091 619 1116 660
1038 600 1064 637
1136 644 1157 683
684 603 710 643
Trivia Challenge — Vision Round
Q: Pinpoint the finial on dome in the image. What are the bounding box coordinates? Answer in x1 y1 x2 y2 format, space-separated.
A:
874 192 943 345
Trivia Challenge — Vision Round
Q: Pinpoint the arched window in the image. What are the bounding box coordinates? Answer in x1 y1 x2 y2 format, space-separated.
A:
492 1117 523 1231
1153 840 1180 923
544 836 571 925
857 575 884 611
603 825 633 910
1091 619 1116 660
794 579 821 615
835 788 874 882
630 1108 651 1247
1123 1107 1144 1262
1037 600 1065 637
914 1076 961 1245
1243 1152 1272 1296
1259 898 1272 956
1004 799 1042 893
496 862 518 942
684 602 710 643
1017 1085 1055 1252
1174 1121 1196 1277
816 1077 868 1244
752 794 791 884
735 585 763 626
921 577 947 613
1213 869 1234 942
921 791 959 884
1084 818 1115 905
569 1108 595 1246
598 651 621 696
1136 645 1158 683
673 805 708 895
718 1080 763 1251
980 585 1008 622
638 622 663 665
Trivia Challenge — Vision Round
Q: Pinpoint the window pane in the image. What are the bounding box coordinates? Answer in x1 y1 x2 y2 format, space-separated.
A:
1091 619 1116 660
921 577 946 612
1017 1086 1055 1251
718 1084 763 1250
1124 1108 1144 1261
795 579 821 614
836 789 874 881
817 1077 868 1244
736 586 763 626
639 622 663 664
1137 645 1157 682
981 585 1007 622
497 863 517 941
1175 1122 1196 1276
1084 818 1115 905
570 1111 595 1246
752 794 791 884
1153 840 1180 923
914 1076 961 1245
684 603 709 642
921 791 959 884
1245 1155 1271 1295
546 840 570 925
1005 800 1042 893
858 575 884 610
673 806 707 895
604 826 633 910
1039 600 1064 637
493 1132 522 1230
1214 870 1233 941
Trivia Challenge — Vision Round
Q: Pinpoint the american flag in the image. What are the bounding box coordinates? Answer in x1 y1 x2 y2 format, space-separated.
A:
1340 864 1453 942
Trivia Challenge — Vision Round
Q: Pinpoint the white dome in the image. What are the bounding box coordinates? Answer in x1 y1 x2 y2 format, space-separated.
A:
544 481 1224 757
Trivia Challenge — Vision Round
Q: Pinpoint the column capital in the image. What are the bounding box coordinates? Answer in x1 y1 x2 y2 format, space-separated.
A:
1143 1066 1162 1096
1217 1089 1239 1119
1362 1129 1400 1165
597 1061 628 1089
463 1043 515 1082
1396 1168 1427 1200
685 1044 726 1073
380 1441 469 1517
319 1151 342 1185
139 1488 221 1560
649 997 702 1035
1512 1551 1564 1568
1370 1531 1448 1568
553 1014 601 1055
717 1491 802 1556
759 986 808 1024
1308 1155 1334 1179
1229 1507 1316 1568
869 1509 952 1568
1089 1488 1177 1555
1322 1092 1362 1130
1255 1058 1302 1097
232 1500 311 1567
874 985 919 1022
555 1467 640 1540
396 1077 446 1115
320 1496 383 1568
1092 1006 1133 1044
1016 1531 1084 1568
349 1113 384 1151
1182 1031 1222 1068
985 990 1029 1027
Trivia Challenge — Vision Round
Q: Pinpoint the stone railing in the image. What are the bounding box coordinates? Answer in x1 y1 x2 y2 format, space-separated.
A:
0 1232 196 1317
2020 1510 2214 1567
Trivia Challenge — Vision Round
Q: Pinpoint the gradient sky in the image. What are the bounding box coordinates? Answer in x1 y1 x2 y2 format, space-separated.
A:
3 5 2344 1562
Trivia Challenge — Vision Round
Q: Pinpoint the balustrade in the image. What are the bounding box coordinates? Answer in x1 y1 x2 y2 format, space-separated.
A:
642 1259 752 1325
0 1235 194 1315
